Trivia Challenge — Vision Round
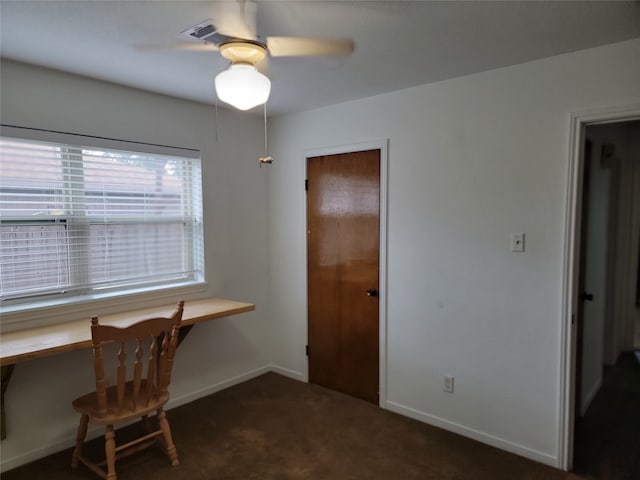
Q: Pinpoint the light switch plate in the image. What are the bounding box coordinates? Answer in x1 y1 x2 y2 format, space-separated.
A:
511 233 525 252
444 375 454 393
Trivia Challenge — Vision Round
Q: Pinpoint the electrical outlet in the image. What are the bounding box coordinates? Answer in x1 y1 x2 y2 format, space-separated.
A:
443 374 454 394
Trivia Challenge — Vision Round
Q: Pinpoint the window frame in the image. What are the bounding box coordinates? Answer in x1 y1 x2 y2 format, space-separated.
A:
0 125 207 325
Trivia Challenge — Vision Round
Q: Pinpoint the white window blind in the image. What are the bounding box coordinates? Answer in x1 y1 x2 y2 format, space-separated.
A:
0 131 204 304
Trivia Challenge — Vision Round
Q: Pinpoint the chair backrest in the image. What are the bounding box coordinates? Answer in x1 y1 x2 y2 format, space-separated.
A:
89 300 184 418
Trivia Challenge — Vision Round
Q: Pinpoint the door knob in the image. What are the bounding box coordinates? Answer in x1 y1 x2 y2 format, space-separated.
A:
366 289 378 297
580 292 594 302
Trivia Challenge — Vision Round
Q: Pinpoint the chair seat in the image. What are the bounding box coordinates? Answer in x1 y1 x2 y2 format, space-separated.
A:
72 380 169 425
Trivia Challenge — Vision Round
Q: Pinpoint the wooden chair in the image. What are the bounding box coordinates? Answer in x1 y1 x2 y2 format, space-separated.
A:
71 300 184 480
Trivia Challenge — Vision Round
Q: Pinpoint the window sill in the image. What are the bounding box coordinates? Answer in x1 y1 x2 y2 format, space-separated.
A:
0 282 209 333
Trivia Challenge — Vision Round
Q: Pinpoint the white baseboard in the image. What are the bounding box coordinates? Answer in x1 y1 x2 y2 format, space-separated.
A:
269 364 305 382
167 365 272 410
0 422 104 473
1 425 101 472
385 400 558 468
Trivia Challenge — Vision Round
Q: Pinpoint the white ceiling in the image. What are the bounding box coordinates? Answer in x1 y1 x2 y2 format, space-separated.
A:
1 1 639 116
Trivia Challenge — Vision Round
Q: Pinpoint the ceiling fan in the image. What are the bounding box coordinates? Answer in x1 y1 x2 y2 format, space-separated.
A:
172 1 354 111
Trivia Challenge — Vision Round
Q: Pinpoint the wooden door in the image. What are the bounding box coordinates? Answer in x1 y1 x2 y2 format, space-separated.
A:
306 149 380 404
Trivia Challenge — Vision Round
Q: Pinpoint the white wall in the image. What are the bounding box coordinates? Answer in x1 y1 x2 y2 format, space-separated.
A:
266 38 640 467
0 60 271 471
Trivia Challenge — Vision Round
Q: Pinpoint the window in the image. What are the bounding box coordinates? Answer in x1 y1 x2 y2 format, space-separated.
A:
0 129 204 307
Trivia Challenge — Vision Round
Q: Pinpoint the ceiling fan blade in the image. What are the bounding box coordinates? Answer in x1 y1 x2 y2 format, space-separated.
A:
136 42 219 52
267 37 354 57
212 0 257 40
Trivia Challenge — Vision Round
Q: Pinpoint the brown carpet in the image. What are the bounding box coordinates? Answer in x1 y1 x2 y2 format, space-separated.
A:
3 373 581 480
573 351 640 480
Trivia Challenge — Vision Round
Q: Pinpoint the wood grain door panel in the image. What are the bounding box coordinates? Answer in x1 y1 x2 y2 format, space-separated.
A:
307 149 380 403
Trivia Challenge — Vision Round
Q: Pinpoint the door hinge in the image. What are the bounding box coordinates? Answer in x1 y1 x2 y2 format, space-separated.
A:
305 179 308 191
305 344 309 356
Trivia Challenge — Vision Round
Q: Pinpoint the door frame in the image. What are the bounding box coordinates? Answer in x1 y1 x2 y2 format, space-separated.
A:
303 139 389 407
558 103 640 470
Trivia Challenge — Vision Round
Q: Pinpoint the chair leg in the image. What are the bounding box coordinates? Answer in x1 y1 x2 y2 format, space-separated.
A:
71 414 89 468
105 425 117 480
157 408 179 466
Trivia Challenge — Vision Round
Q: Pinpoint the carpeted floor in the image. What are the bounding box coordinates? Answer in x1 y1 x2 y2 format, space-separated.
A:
2 373 585 480
573 351 640 480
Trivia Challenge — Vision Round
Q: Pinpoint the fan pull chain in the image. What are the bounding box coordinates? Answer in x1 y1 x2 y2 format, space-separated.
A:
259 102 273 166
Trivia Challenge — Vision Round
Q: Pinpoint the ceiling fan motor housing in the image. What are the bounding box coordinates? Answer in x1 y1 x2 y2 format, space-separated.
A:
219 41 267 65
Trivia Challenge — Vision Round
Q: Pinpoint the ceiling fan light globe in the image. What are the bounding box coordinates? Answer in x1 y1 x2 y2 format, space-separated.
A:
215 63 271 111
